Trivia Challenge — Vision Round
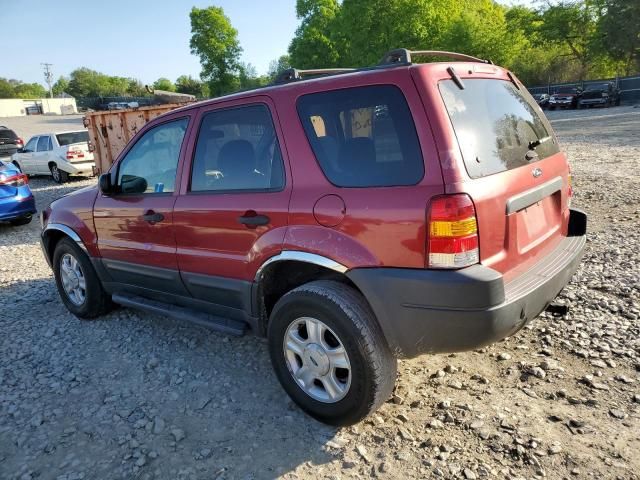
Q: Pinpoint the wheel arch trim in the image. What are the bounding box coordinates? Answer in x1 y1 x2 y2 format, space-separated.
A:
254 251 348 282
41 223 88 265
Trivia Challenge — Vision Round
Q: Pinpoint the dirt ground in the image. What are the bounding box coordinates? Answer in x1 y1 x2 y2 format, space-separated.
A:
0 107 639 480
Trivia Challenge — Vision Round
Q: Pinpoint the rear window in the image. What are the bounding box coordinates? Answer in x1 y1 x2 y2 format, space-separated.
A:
439 79 559 179
56 131 89 146
297 85 424 187
0 128 17 141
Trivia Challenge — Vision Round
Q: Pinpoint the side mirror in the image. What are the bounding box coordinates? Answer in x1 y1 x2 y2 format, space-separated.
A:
99 173 113 194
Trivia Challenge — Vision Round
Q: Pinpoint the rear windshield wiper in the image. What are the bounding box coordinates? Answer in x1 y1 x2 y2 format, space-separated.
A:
528 135 552 151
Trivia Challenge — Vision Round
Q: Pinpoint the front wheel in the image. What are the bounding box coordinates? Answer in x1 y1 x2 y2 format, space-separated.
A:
53 237 113 318
50 164 69 183
268 280 397 426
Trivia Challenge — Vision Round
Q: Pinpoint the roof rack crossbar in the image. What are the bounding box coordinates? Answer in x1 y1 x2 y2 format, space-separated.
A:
274 67 357 85
379 49 491 66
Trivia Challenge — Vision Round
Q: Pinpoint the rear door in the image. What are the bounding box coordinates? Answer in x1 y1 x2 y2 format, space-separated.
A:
93 116 192 296
173 98 291 316
416 66 571 278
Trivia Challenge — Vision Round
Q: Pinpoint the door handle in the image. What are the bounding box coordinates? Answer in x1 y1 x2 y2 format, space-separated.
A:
142 210 164 224
237 211 270 227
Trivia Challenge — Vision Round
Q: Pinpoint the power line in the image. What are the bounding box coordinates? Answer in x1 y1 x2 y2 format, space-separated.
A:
41 63 53 98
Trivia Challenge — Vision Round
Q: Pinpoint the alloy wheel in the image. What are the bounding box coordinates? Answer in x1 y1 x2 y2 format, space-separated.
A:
283 317 351 403
59 253 87 306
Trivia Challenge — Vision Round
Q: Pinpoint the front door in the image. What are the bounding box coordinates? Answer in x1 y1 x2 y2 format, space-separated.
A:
173 100 291 316
93 116 192 296
16 136 38 174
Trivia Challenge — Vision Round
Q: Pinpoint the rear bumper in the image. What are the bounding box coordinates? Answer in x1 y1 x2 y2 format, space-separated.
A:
347 209 587 358
0 194 36 221
62 160 96 176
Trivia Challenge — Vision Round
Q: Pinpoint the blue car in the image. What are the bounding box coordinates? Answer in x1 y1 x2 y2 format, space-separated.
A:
0 160 36 226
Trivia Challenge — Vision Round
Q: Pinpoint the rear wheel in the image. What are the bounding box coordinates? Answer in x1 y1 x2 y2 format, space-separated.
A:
50 164 69 183
53 237 113 318
268 280 397 426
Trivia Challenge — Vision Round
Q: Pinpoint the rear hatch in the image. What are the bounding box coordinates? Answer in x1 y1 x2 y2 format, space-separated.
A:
420 67 571 279
0 128 19 157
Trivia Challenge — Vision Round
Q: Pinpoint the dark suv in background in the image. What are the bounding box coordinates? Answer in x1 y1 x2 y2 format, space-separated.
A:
578 82 621 108
40 49 587 426
0 126 24 160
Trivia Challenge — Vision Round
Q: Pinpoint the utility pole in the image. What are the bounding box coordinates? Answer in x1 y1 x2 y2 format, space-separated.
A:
41 63 53 98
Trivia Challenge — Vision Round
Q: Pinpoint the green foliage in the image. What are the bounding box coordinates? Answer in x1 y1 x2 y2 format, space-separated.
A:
189 6 243 96
286 0 636 86
152 77 176 92
52 76 70 96
65 68 149 98
594 0 640 74
0 79 47 99
175 75 208 97
267 55 292 81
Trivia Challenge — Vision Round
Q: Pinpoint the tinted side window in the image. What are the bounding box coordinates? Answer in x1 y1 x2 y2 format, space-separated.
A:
190 104 285 192
439 79 559 178
36 136 51 152
117 118 188 194
297 85 424 187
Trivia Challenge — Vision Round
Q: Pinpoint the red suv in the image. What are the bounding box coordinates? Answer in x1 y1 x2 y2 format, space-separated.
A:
41 50 586 426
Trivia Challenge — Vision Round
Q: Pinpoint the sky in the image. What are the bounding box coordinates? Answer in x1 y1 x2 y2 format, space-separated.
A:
1 0 298 86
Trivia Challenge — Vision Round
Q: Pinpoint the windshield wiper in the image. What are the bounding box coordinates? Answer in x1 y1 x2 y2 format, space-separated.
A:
528 135 552 150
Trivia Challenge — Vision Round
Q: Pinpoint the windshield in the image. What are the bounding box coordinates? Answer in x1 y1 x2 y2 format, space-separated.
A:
439 79 559 179
56 131 89 146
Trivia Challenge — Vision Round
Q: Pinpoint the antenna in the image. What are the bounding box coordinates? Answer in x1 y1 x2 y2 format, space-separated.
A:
41 63 53 98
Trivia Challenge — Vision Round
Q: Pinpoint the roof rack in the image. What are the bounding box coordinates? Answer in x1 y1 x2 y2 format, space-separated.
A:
274 67 357 85
379 49 492 66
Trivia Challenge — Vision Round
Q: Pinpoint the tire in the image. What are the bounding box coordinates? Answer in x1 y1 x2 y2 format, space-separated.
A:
267 280 397 426
50 164 69 183
9 215 32 226
549 106 555 110
52 237 113 319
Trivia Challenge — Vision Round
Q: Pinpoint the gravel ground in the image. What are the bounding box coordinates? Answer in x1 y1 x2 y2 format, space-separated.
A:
1 107 639 480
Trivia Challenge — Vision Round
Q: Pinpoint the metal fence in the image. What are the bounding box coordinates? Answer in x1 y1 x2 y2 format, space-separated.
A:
527 74 640 104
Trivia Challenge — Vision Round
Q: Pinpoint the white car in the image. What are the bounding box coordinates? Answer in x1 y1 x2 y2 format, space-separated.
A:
11 130 95 183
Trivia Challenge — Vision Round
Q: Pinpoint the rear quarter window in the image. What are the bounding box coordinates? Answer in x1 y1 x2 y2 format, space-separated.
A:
297 85 424 187
439 79 559 178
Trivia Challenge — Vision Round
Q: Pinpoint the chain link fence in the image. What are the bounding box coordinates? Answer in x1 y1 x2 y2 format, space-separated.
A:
527 74 640 104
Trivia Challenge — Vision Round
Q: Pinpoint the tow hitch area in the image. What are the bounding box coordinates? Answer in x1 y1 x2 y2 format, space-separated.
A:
545 303 569 316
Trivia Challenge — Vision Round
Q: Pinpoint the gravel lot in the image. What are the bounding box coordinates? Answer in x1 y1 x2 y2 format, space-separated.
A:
1 107 639 480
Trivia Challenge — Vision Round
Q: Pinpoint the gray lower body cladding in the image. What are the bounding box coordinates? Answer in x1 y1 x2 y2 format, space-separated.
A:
347 209 587 358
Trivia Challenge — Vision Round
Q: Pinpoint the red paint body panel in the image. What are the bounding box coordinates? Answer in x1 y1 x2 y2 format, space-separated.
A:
46 61 571 295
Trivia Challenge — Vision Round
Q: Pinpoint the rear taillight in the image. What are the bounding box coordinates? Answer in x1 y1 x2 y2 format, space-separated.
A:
0 173 29 187
427 194 479 269
66 150 85 160
16 138 24 147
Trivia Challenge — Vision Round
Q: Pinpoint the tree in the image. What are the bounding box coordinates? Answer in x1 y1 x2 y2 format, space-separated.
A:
152 77 176 92
175 75 208 97
126 79 147 97
12 82 47 98
0 78 14 98
189 6 242 96
595 0 640 74
52 76 70 96
289 0 341 68
267 55 292 81
540 1 598 80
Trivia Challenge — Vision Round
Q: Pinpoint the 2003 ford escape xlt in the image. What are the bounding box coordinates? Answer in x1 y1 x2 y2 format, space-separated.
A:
40 49 587 426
